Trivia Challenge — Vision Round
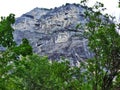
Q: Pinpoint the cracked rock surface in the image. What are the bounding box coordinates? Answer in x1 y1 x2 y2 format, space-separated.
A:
13 3 94 65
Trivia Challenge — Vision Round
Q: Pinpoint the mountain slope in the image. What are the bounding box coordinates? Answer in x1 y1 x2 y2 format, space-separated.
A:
13 3 93 65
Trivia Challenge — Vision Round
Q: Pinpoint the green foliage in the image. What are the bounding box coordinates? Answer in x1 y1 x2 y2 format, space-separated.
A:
14 54 51 90
79 1 120 90
0 1 120 90
13 38 33 56
0 14 33 90
0 14 16 48
11 54 82 90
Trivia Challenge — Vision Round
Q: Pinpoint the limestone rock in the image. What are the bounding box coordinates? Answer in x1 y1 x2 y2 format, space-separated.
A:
13 3 94 65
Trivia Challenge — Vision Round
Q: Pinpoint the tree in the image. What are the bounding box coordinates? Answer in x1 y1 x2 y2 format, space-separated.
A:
13 54 82 90
0 2 120 89
0 14 16 48
79 0 120 90
0 14 33 89
0 14 82 90
13 38 32 57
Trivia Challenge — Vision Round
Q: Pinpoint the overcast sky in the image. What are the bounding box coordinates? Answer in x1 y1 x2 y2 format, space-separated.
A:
0 0 119 21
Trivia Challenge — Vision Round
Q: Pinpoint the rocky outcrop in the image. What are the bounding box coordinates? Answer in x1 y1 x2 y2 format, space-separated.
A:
13 3 94 65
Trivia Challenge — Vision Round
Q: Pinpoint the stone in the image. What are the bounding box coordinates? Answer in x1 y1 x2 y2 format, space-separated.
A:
13 3 95 65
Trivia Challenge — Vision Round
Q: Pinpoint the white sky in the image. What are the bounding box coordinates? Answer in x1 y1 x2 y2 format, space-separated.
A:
0 0 119 21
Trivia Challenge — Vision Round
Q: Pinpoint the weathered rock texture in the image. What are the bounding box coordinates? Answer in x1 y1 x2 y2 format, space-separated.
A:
13 3 93 65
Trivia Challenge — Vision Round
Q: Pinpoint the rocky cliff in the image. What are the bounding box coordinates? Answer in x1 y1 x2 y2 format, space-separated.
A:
13 3 93 65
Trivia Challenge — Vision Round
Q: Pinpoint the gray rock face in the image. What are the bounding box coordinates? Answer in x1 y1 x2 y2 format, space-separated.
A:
13 3 93 65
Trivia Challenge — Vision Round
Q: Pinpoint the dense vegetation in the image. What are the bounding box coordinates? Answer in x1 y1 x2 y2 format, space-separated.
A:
0 1 120 90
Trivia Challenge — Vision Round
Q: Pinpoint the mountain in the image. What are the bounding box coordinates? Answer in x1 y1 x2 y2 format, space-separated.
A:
13 3 93 65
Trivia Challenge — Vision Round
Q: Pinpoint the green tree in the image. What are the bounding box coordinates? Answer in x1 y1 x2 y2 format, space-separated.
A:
0 14 33 90
0 14 16 48
0 14 82 90
13 54 82 90
79 1 120 90
0 2 120 90
13 38 32 57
